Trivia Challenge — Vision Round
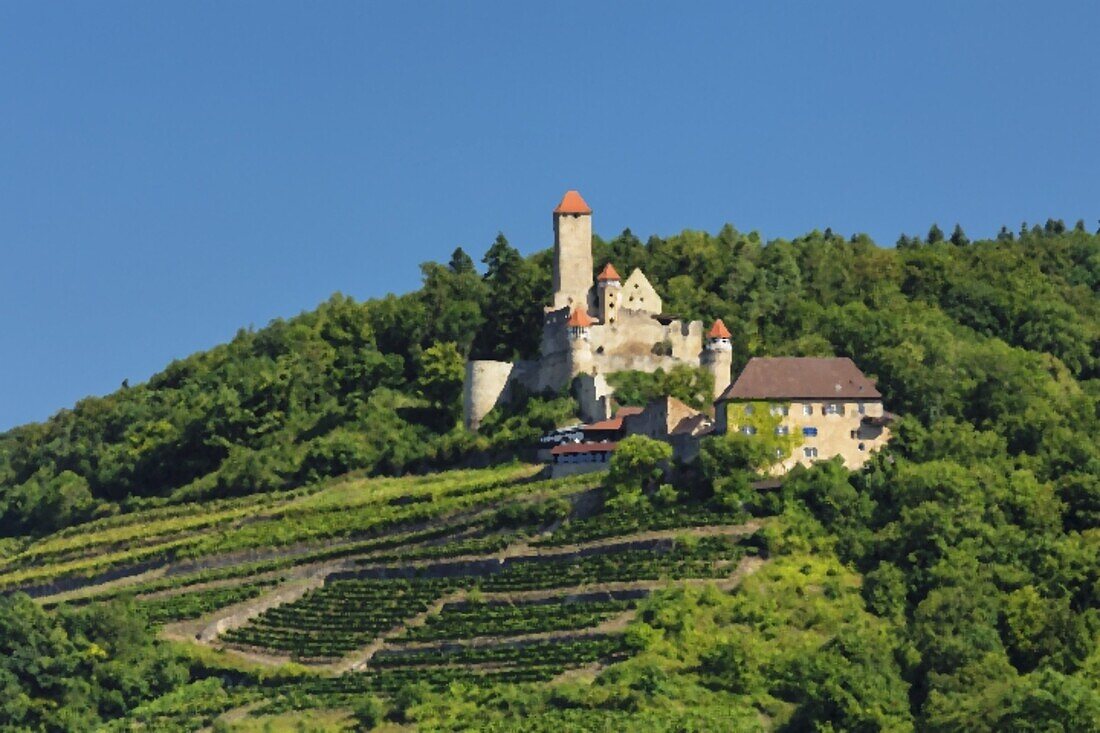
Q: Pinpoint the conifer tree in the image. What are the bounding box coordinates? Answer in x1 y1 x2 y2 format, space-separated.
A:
950 224 969 247
927 223 945 244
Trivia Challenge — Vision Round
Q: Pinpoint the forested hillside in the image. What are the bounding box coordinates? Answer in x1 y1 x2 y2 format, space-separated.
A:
1 220 1098 731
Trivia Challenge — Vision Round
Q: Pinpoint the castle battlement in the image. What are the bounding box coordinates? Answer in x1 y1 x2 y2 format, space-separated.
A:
463 191 731 430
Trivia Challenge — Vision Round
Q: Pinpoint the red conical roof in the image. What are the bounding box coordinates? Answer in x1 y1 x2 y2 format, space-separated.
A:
566 307 595 328
597 262 621 282
707 319 732 339
554 190 592 215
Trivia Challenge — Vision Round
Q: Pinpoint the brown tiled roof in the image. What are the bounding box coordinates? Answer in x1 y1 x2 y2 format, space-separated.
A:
597 263 621 281
583 406 644 432
707 319 732 339
554 190 592 215
565 307 595 328
718 357 881 401
550 441 618 456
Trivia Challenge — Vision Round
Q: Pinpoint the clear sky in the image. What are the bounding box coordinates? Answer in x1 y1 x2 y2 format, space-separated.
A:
1 2 1098 431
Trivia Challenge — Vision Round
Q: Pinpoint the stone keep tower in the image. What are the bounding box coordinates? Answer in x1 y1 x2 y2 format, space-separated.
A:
551 190 594 311
701 319 734 399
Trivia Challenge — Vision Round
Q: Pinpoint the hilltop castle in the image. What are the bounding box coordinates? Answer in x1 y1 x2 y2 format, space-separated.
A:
463 191 733 429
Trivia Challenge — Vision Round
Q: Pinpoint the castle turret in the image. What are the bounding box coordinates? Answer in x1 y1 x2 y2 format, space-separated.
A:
702 319 733 399
596 262 622 324
551 190 594 312
565 306 595 377
565 306 594 340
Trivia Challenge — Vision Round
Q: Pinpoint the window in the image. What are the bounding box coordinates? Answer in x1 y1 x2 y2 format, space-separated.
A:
774 448 783 457
770 404 789 416
804 447 819 458
825 403 841 415
743 405 754 415
740 425 757 436
850 430 857 439
802 427 818 437
775 425 789 436
858 403 866 415
858 443 866 451
803 404 813 416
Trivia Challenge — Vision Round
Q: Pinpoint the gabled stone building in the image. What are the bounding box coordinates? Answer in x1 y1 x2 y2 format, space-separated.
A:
714 357 893 473
463 191 732 429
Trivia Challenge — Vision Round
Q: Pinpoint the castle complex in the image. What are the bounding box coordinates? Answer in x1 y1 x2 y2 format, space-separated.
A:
463 191 733 430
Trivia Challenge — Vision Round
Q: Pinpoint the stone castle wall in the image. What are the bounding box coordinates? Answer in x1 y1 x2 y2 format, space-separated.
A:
464 306 709 428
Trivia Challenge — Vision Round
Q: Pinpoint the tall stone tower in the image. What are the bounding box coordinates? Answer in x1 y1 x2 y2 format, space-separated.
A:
702 319 734 399
596 263 622 324
551 190 594 312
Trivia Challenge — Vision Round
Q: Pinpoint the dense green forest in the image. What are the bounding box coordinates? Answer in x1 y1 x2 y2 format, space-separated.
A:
1 219 1098 730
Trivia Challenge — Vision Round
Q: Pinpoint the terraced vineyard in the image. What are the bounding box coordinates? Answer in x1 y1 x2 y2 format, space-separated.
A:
1 463 558 594
13 463 768 730
533 503 747 546
221 578 460 660
479 536 752 592
136 580 279 624
401 596 634 641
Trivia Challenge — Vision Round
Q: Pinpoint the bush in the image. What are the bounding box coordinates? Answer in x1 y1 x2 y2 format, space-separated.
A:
605 436 673 510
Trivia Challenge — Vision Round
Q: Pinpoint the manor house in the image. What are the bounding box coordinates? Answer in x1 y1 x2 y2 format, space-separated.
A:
463 191 733 429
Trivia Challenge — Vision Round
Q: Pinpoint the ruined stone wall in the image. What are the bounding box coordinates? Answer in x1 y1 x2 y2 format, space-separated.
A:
574 373 612 422
668 319 704 361
463 359 543 429
463 360 515 429
586 309 703 377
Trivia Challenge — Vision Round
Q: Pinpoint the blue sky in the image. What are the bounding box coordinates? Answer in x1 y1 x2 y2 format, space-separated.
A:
2 2 1098 430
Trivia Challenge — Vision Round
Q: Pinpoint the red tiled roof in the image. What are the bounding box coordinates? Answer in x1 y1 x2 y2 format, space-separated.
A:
583 406 644 432
565 307 595 328
707 319 732 339
550 441 618 456
718 357 881 401
597 263 621 282
554 190 592 215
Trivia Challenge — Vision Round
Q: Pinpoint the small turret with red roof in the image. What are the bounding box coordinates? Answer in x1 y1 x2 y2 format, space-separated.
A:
706 319 732 351
596 262 621 284
566 306 594 339
596 263 622 324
